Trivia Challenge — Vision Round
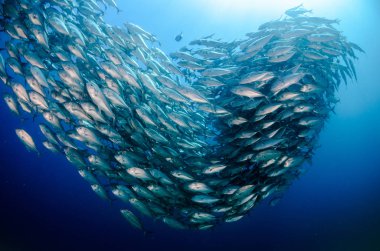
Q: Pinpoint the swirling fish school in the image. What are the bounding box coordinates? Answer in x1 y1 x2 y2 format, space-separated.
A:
0 1 362 231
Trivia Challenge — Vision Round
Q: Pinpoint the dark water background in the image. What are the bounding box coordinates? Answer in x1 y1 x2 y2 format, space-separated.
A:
1 1 380 250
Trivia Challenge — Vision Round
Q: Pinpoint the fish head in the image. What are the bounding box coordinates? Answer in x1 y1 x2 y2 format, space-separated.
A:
88 155 97 163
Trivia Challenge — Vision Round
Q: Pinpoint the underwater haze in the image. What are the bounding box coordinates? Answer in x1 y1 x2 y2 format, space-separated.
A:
1 0 380 251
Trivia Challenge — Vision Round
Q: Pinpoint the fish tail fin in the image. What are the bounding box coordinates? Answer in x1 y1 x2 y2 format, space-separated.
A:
116 7 122 14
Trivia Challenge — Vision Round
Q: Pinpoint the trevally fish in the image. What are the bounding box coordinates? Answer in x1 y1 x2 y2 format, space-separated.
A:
0 1 362 232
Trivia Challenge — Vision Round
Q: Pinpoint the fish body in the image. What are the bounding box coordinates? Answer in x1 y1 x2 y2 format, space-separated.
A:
15 129 39 154
120 209 144 230
86 81 114 118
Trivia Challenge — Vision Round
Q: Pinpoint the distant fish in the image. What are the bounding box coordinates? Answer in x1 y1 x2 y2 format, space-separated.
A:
285 4 312 18
202 33 215 39
175 32 183 42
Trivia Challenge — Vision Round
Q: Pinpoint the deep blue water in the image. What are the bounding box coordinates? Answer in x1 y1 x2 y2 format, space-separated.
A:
1 1 380 251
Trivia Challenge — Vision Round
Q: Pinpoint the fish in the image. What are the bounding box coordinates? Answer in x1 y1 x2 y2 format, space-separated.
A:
175 32 183 42
86 81 114 119
91 184 109 200
120 209 144 230
239 71 273 84
192 195 220 204
3 94 19 115
285 4 312 18
231 86 265 99
42 141 60 153
127 167 152 181
185 182 213 193
15 129 39 154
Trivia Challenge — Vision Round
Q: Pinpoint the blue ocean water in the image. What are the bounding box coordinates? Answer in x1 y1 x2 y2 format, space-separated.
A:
1 1 380 251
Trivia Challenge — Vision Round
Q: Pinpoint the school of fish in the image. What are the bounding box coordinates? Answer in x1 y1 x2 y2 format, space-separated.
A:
0 1 363 232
